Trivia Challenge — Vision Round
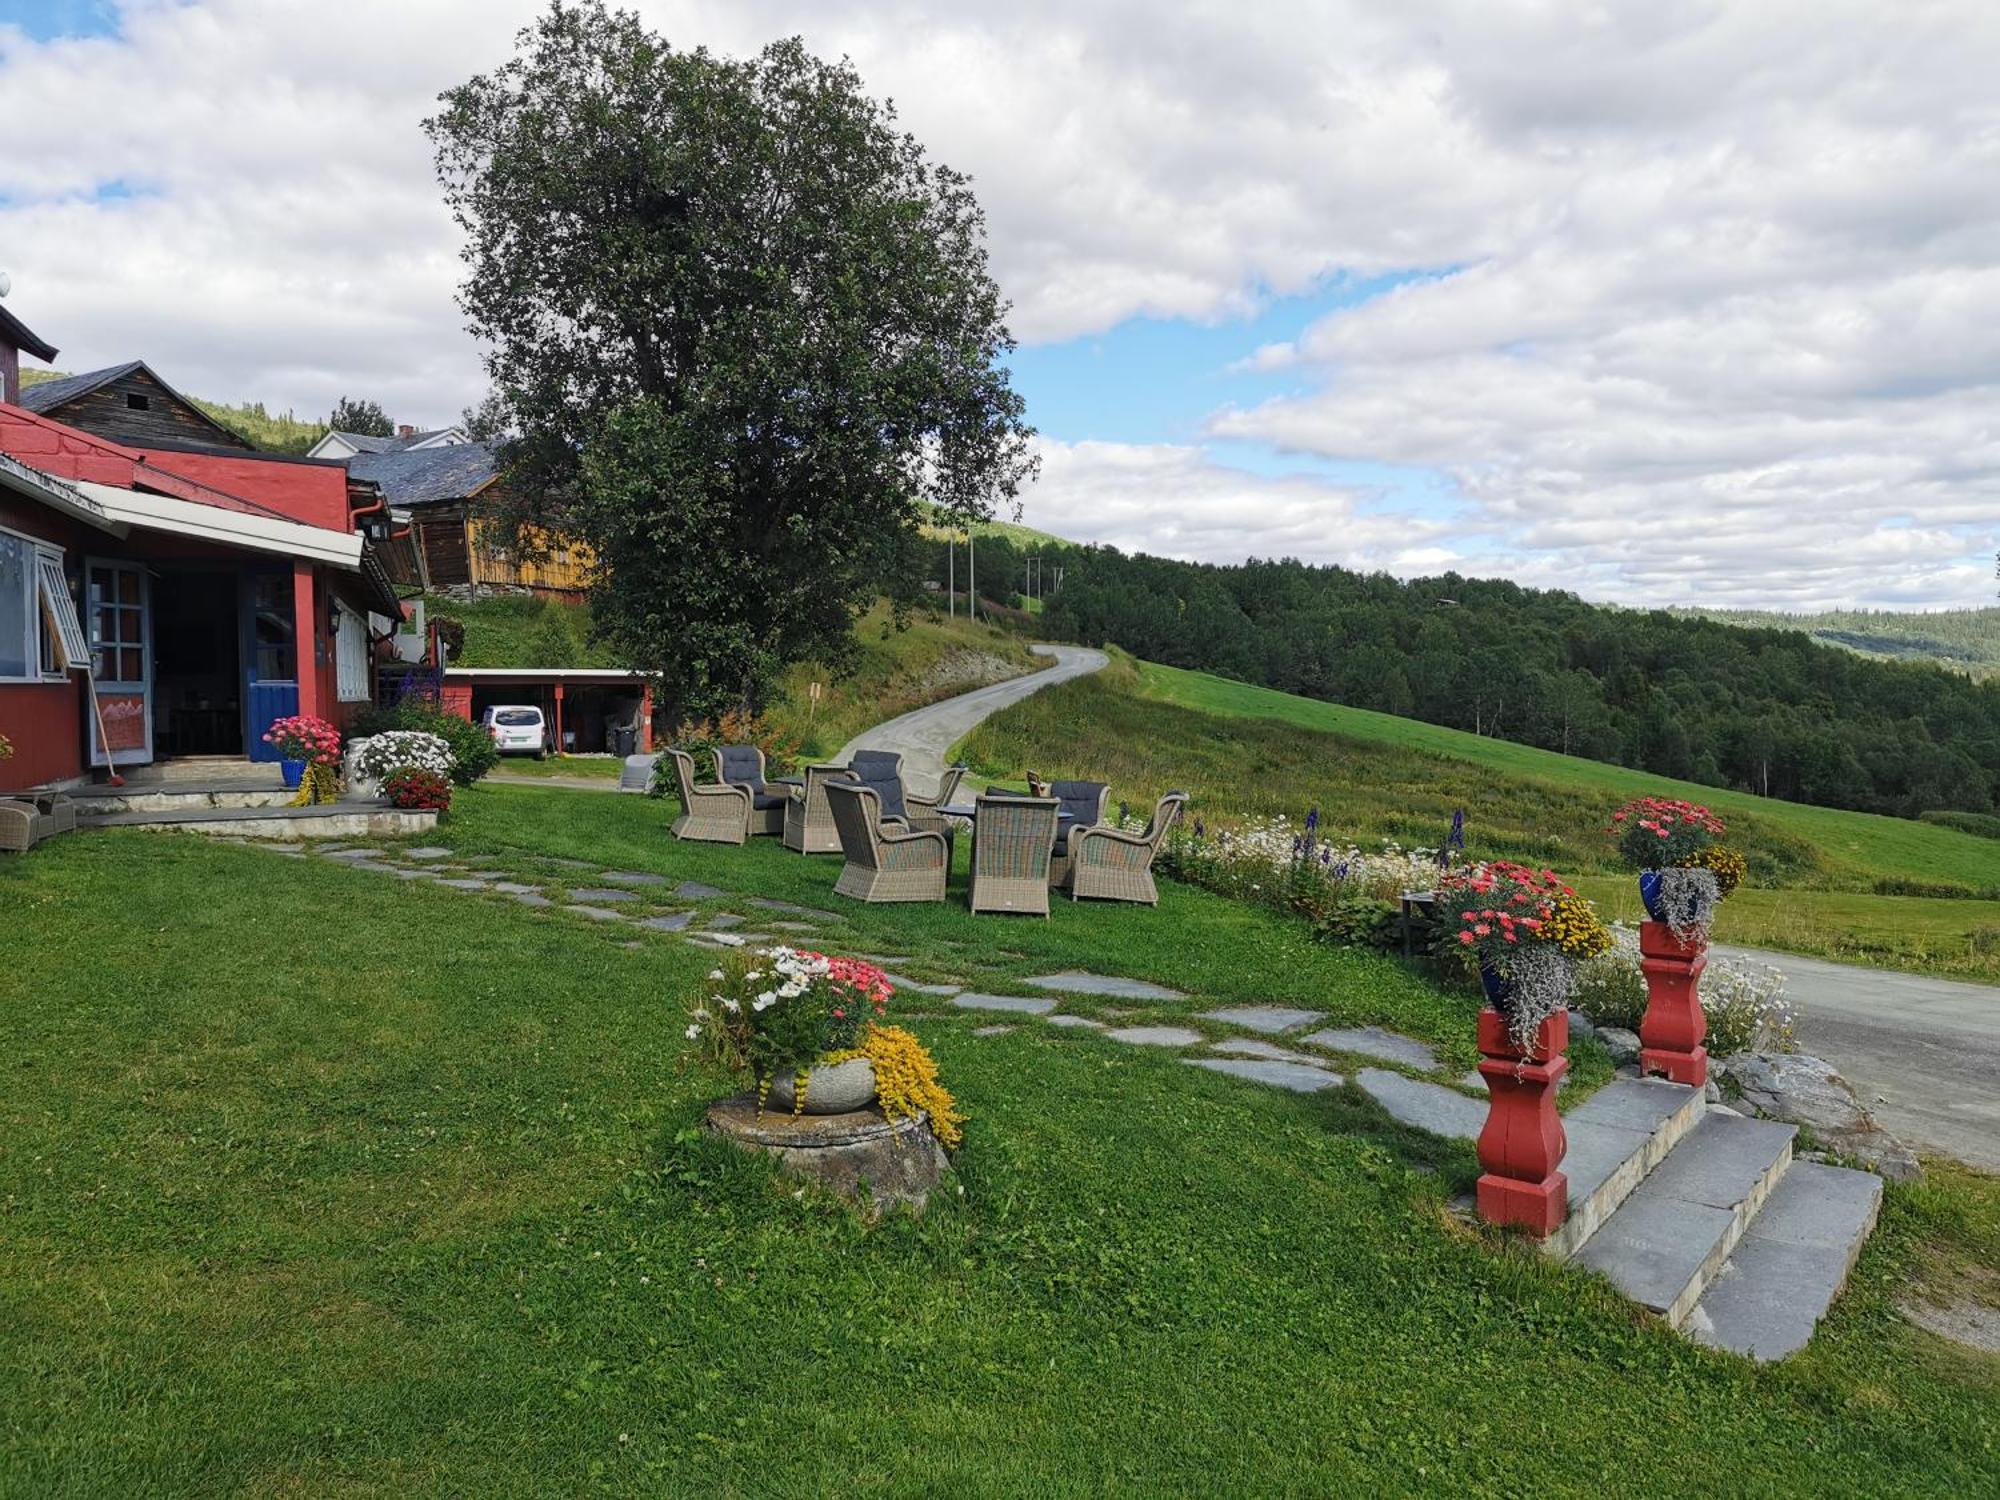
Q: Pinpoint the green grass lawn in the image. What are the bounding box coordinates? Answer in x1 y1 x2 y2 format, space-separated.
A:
2 787 1997 1496
488 752 624 779
960 655 2000 982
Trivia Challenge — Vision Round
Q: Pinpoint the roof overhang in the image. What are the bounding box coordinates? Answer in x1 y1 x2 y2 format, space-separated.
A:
0 453 127 535
442 667 645 682
72 480 362 567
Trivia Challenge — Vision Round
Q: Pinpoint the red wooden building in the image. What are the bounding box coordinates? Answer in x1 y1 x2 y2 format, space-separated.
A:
0 309 401 795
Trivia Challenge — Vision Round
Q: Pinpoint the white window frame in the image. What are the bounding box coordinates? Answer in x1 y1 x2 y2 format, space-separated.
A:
334 598 370 702
36 546 87 679
0 523 43 685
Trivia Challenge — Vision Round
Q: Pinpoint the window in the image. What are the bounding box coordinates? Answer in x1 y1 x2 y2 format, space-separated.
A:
334 600 370 702
125 392 150 411
36 550 87 676
0 530 31 681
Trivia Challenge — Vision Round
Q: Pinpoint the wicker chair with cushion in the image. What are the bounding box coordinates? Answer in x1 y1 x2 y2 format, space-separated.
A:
838 749 910 825
1065 791 1188 905
783 764 850 853
716 744 786 836
665 748 752 845
1045 780 1110 888
969 793 1062 916
903 763 967 834
0 798 49 853
824 781 949 903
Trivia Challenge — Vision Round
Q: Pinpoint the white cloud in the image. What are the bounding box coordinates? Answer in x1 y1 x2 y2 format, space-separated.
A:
1 1 1997 607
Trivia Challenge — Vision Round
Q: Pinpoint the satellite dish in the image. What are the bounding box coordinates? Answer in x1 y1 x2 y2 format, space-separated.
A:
0 271 11 299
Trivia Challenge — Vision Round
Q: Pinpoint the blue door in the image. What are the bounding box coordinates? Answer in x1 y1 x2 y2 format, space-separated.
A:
242 570 299 761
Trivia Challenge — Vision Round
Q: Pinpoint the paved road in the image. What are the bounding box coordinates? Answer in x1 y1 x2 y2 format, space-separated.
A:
836 644 1109 798
1714 944 2000 1172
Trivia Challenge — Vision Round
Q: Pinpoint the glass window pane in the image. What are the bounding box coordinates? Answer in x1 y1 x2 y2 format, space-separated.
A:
0 535 28 678
121 648 144 681
118 570 140 605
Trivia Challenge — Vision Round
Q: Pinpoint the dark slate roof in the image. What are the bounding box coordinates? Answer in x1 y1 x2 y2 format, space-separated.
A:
346 441 500 506
0 302 58 364
19 360 143 413
328 427 459 454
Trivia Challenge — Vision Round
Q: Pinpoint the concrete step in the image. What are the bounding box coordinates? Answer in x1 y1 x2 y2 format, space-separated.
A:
1569 1112 1796 1327
124 756 281 787
1685 1161 1884 1361
74 782 298 815
1544 1077 1705 1258
77 802 437 839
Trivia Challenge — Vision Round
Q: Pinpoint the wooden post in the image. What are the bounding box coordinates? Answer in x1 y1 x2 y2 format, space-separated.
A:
291 560 320 718
639 682 654 752
552 681 565 757
1475 1008 1569 1236
1639 922 1709 1086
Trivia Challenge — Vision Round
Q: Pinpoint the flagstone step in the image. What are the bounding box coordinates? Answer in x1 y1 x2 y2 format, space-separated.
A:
1570 1113 1796 1327
73 781 302 815
1686 1161 1883 1361
79 802 437 838
1545 1078 1705 1258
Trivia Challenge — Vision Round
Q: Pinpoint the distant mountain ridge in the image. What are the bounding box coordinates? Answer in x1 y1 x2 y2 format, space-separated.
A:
1673 606 2000 679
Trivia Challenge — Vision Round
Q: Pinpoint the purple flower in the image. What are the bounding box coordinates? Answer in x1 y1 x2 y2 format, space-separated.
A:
1306 806 1320 833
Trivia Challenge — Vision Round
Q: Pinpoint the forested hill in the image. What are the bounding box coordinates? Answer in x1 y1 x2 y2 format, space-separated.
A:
1675 605 2000 678
959 542 2000 820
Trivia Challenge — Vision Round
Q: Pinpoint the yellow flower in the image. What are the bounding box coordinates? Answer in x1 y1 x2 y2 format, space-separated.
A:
1689 844 1746 897
826 1024 964 1149
1544 889 1612 959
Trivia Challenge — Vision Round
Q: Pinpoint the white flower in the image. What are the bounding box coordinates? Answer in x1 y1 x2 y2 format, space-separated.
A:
753 991 776 1011
684 1022 702 1040
707 969 724 981
720 998 740 1012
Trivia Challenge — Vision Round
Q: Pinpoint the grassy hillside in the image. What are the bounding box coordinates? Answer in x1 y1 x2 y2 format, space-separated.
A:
20 367 328 454
1681 605 2000 679
424 593 622 669
959 654 2000 981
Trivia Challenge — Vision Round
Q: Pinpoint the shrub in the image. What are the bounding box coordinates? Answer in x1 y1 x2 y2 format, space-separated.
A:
1872 876 1980 900
1572 924 1799 1054
381 768 453 812
432 615 467 661
650 708 800 796
350 730 456 782
1919 809 2000 841
354 704 498 786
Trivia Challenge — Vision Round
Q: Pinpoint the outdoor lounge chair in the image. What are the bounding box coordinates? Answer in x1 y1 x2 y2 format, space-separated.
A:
1065 791 1188 905
1045 779 1110 888
968 793 1062 916
0 798 48 853
838 749 911 825
824 780 949 903
665 748 752 845
903 763 967 836
717 744 786 836
783 763 851 853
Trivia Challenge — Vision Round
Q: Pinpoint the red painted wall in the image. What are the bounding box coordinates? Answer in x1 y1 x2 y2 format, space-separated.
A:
134 449 352 531
0 493 87 791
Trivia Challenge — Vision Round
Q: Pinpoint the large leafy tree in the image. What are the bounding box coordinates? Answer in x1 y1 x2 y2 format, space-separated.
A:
428 1 1035 713
328 396 394 437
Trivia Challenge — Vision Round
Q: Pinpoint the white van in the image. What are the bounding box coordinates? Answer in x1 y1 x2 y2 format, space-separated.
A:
481 704 551 758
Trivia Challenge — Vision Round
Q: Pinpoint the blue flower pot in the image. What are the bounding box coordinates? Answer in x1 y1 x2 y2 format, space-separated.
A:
1478 962 1512 1009
1638 870 1666 921
280 759 306 790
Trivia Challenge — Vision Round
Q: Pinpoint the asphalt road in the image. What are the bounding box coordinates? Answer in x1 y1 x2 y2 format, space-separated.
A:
835 643 1109 797
1715 944 2000 1172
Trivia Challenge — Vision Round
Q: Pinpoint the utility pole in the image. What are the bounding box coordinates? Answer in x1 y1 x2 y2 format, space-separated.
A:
968 529 977 621
947 529 955 618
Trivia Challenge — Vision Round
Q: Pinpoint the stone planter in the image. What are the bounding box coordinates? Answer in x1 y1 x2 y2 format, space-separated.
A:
764 1056 877 1115
1475 1007 1569 1236
1638 920 1708 1086
707 1095 947 1215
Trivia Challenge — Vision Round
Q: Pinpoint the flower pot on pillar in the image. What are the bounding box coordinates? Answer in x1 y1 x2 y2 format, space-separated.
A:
1638 920 1708 1086
1475 1005 1569 1237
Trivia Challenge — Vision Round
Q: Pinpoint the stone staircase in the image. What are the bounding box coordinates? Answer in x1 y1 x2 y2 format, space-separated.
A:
72 758 437 839
1547 1076 1882 1358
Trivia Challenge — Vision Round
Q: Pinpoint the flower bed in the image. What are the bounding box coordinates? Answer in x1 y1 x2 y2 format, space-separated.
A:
1440 859 1611 1048
381 768 453 812
352 730 457 783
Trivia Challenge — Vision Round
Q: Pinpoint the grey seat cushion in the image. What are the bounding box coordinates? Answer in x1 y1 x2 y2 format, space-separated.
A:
842 751 907 822
717 745 767 793
1049 781 1107 833
751 792 787 810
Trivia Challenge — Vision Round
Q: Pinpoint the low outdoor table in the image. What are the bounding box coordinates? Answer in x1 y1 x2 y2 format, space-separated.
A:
771 775 805 788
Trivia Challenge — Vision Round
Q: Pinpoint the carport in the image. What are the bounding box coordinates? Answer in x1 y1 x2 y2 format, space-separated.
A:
439 667 654 755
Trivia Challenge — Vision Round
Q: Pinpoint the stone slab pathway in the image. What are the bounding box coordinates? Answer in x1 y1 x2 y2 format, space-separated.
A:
676 880 726 900
953 993 1057 1016
1354 1067 1484 1139
1212 1038 1332 1067
1188 1057 1343 1093
1302 1026 1440 1072
1200 1005 1324 1034
1027 972 1185 1000
1106 1025 1203 1048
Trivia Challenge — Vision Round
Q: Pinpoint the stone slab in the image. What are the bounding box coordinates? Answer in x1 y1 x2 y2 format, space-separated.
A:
676 880 727 900
567 905 628 922
492 881 541 895
750 898 842 920
392 868 435 880
1200 1004 1325 1035
600 870 668 885
1300 1026 1439 1072
952 992 1057 1016
1689 1163 1882 1361
435 878 489 891
1026 972 1185 1000
1187 1058 1343 1093
322 847 383 861
639 913 694 931
348 860 402 874
1567 1077 1700 1137
1545 1078 1709 1260
972 1024 1016 1037
570 888 638 904
884 974 963 996
706 913 746 928
769 921 819 932
1355 1067 1484 1140
690 931 748 947
1639 1115 1796 1211
511 892 554 908
1212 1038 1332 1067
1105 1025 1203 1047
1573 1193 1736 1317
1044 1014 1106 1029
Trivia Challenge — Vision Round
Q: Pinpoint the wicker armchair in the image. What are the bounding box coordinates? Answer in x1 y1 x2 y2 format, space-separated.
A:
717 744 786 836
1065 791 1187 905
969 793 1062 916
825 781 949 903
1045 780 1110 888
839 749 910 825
904 762 967 827
0 799 47 853
665 748 752 845
783 763 850 853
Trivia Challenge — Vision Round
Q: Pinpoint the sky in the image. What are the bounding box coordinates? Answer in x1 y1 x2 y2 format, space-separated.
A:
2 0 1998 611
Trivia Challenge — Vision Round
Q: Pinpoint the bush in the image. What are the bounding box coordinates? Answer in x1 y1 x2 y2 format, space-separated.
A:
353 704 498 786
1572 924 1799 1054
350 730 456 782
1872 876 1981 900
1920 809 2000 840
650 708 800 797
381 768 453 812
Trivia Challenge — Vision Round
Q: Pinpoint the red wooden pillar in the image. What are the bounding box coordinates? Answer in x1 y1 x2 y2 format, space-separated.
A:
1476 1009 1569 1236
639 682 654 752
552 681 566 756
1639 922 1708 1086
291 560 320 717
440 681 473 722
